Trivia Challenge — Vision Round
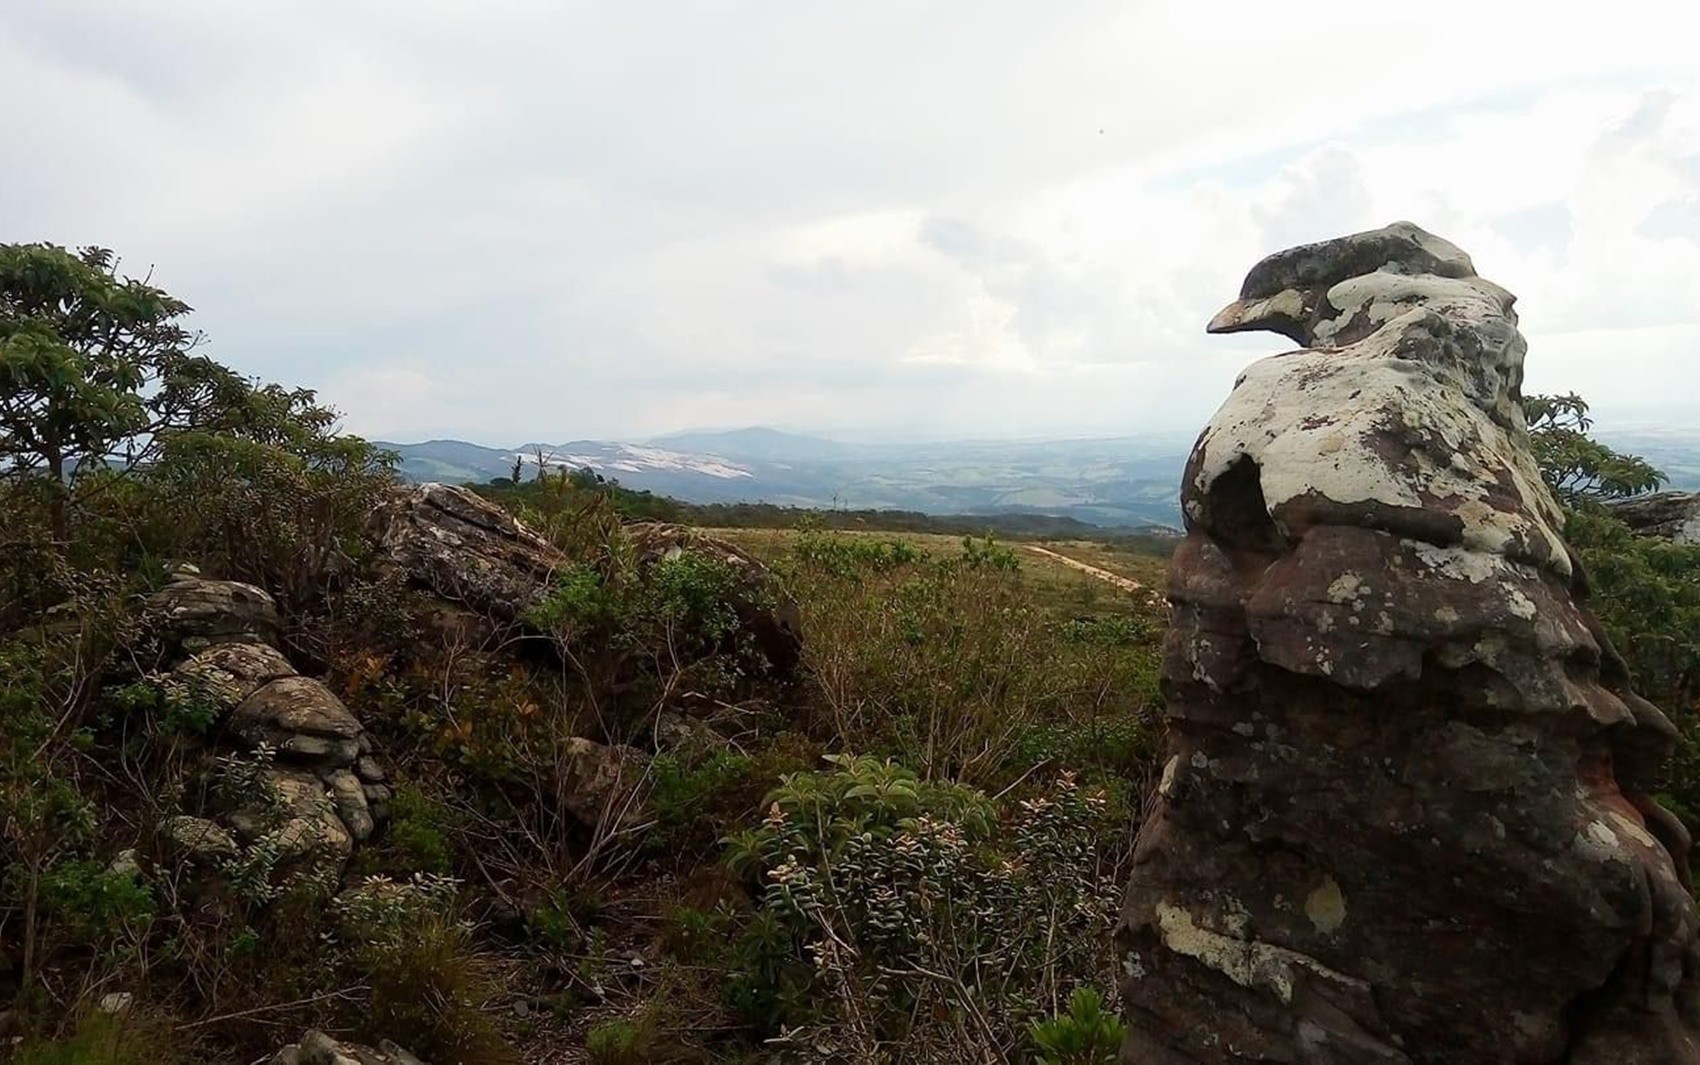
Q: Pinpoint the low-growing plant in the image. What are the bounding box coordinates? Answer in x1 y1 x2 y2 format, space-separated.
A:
726 756 1126 1058
1030 987 1126 1064
586 1016 654 1064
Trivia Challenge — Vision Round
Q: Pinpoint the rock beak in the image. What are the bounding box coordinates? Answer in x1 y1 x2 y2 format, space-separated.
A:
1205 288 1313 343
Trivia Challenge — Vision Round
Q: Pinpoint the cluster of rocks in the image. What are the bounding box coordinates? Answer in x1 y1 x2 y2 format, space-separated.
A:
366 483 800 832
147 568 390 872
1119 223 1700 1061
370 482 802 673
271 1029 424 1065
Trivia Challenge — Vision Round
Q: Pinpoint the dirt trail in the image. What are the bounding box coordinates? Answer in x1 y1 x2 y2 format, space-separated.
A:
1024 544 1149 596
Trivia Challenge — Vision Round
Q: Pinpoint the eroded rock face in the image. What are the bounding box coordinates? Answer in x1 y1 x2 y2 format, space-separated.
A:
1119 223 1700 1063
1609 491 1700 543
369 482 568 622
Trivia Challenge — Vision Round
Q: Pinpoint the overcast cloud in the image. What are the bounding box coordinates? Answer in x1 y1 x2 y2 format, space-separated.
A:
3 1 1698 443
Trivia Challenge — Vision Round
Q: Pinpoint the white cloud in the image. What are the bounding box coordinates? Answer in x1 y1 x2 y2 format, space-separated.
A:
2 0 1698 441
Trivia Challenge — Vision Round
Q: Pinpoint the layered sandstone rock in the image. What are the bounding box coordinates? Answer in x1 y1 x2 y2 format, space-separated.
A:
144 573 390 866
1609 491 1700 544
368 481 568 623
1119 223 1700 1063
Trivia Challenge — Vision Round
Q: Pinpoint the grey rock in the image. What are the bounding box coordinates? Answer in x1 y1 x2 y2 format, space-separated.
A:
654 711 728 755
355 755 387 783
1607 491 1700 543
560 736 649 831
171 642 298 713
107 848 142 879
161 815 239 863
319 768 375 842
230 676 363 766
95 992 133 1015
230 767 352 864
272 1029 427 1065
1119 223 1700 1063
146 577 280 646
369 481 568 622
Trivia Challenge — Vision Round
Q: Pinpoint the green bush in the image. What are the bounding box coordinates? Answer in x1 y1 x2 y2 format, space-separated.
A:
724 756 1125 1058
585 1017 653 1064
1031 988 1126 1064
36 859 156 948
381 784 461 876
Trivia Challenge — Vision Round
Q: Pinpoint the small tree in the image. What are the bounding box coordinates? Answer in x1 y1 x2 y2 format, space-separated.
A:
0 243 325 537
1523 392 1665 503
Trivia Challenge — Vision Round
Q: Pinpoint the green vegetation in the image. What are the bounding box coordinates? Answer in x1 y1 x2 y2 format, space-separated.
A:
8 237 1699 1061
1525 393 1700 827
1030 988 1127 1064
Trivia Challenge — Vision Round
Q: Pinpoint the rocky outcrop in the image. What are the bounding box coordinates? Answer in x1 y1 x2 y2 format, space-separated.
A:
369 487 804 681
1608 491 1700 543
145 571 390 872
627 522 803 678
148 567 280 650
270 1029 426 1065
369 482 567 622
1119 223 1700 1063
558 736 649 831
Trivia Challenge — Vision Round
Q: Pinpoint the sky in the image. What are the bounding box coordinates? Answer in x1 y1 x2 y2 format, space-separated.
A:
2 1 1698 445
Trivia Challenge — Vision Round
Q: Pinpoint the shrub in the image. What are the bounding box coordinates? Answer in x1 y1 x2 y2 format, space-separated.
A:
1030 987 1126 1064
9 1008 189 1065
35 858 156 949
726 756 1126 1058
335 875 514 1061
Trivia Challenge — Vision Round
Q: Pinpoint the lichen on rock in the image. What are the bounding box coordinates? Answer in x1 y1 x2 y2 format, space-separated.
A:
1119 222 1700 1063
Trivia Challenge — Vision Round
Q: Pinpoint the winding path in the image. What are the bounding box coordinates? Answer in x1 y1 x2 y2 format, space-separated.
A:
1023 544 1148 596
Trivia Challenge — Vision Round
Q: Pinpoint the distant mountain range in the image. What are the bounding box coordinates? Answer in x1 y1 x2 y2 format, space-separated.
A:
376 424 1700 534
376 428 1197 530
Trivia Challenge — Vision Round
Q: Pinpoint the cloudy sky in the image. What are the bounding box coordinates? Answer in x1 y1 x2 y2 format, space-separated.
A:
3 1 1698 444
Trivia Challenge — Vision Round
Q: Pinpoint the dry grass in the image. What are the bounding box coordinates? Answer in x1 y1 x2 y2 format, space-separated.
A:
698 526 1169 620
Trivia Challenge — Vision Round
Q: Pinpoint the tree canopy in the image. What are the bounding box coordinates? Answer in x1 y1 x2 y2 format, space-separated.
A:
0 242 374 536
1523 391 1666 503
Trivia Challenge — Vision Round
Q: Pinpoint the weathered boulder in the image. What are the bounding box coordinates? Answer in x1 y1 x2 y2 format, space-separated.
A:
160 814 239 864
559 736 649 831
626 522 803 678
1608 491 1700 543
142 572 391 875
229 766 354 864
271 1029 426 1065
147 574 280 648
230 676 364 767
1119 223 1700 1063
171 642 298 711
370 482 567 622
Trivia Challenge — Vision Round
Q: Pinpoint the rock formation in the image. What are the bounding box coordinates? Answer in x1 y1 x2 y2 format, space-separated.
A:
626 521 803 677
1609 492 1700 544
370 482 803 677
270 1029 426 1065
1119 223 1700 1063
370 482 568 623
145 569 391 875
